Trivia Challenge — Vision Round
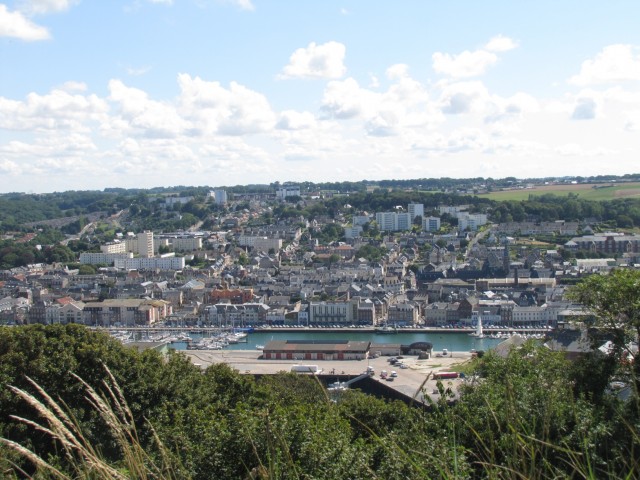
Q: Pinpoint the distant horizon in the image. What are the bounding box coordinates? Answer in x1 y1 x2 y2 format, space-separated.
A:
2 172 640 196
3 2 640 192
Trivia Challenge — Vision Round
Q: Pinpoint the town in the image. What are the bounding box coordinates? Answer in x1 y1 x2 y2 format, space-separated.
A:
2 177 639 344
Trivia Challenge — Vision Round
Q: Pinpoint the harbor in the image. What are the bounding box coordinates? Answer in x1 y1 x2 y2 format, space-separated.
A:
181 347 478 405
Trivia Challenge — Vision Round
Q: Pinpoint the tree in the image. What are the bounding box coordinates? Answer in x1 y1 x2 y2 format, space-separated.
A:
568 269 640 365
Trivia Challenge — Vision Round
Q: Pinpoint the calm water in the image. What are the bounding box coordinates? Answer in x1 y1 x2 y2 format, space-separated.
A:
170 330 504 353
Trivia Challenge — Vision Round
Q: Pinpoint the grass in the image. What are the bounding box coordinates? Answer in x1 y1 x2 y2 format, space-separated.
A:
477 182 640 201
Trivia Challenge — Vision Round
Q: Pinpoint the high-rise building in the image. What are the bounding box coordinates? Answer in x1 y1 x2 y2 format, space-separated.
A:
408 203 424 221
137 231 154 258
213 189 228 205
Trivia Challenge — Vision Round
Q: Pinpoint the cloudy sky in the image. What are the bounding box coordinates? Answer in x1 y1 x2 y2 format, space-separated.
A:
2 1 640 193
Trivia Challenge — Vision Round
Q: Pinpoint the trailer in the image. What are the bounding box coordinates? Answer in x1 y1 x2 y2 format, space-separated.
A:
290 364 323 374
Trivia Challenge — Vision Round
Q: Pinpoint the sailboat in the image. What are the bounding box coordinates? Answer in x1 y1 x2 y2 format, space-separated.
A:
469 314 484 338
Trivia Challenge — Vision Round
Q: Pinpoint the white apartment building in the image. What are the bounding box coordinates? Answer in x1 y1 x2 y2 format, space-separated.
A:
276 186 301 200
352 214 370 226
238 235 283 252
458 213 488 231
308 301 355 326
438 205 469 215
375 212 413 231
114 256 186 270
101 242 127 254
80 252 133 265
344 225 363 239
211 189 228 204
408 203 424 221
154 236 203 253
423 216 441 232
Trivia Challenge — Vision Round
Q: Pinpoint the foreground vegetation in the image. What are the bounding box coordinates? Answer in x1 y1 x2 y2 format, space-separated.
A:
0 333 636 478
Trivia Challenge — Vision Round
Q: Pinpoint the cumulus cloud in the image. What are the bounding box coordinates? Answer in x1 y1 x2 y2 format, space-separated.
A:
569 44 640 86
438 81 490 114
433 35 517 78
571 97 598 120
485 35 518 52
108 79 190 138
280 41 347 79
177 73 276 135
276 110 317 130
18 0 79 14
0 87 109 131
0 4 50 40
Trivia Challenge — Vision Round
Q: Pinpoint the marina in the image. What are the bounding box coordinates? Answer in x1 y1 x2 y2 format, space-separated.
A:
106 326 551 354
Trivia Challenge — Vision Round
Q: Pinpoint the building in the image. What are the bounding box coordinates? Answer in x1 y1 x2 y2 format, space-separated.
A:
137 231 154 258
113 256 185 271
262 339 370 360
375 212 413 232
211 189 228 205
82 299 172 326
80 252 133 265
422 216 441 232
276 186 301 200
408 203 424 221
457 213 488 231
210 287 255 305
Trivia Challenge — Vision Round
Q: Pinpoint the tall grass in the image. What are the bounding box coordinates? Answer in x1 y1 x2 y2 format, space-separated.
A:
1 366 183 479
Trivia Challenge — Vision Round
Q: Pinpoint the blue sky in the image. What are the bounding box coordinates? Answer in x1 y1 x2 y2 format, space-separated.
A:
2 1 640 193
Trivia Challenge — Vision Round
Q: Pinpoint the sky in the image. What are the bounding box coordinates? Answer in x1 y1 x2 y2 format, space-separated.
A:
2 1 640 193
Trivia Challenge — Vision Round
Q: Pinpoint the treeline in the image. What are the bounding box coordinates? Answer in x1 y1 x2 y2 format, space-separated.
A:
0 323 637 479
491 194 640 226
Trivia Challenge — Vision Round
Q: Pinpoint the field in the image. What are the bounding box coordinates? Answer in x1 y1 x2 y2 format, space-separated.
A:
478 182 640 201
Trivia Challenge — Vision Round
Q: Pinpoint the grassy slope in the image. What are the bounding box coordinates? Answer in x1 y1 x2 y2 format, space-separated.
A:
477 182 640 201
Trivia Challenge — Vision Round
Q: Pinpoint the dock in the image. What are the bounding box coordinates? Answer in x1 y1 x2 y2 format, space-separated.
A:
182 349 474 405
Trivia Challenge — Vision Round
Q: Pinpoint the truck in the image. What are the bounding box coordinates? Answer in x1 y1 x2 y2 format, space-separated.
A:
433 371 459 380
290 365 323 374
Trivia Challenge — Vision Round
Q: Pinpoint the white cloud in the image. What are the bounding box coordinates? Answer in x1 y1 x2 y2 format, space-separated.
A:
0 87 109 131
569 44 640 86
18 0 79 15
433 49 498 78
147 0 173 4
432 36 517 78
108 79 190 138
571 97 598 120
276 110 317 130
280 41 347 79
177 73 276 135
229 0 254 11
0 4 50 40
485 35 518 52
126 65 152 76
438 81 490 114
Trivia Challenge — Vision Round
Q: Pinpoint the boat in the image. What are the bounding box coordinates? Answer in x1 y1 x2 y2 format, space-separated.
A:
469 314 484 338
375 324 397 334
255 344 264 350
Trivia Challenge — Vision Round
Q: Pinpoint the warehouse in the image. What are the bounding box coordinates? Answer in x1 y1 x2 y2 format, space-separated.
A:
262 339 370 360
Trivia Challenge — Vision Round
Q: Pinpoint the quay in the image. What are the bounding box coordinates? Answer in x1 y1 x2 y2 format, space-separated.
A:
100 325 551 335
182 348 475 405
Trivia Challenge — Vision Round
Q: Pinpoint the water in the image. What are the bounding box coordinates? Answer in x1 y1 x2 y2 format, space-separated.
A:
169 330 504 353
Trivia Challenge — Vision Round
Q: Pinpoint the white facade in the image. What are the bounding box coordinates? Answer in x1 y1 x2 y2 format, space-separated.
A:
101 242 127 254
352 215 370 226
458 213 488 231
408 203 424 221
80 252 133 265
375 212 412 231
344 225 363 239
276 186 301 200
423 216 441 232
114 256 185 270
212 189 228 204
